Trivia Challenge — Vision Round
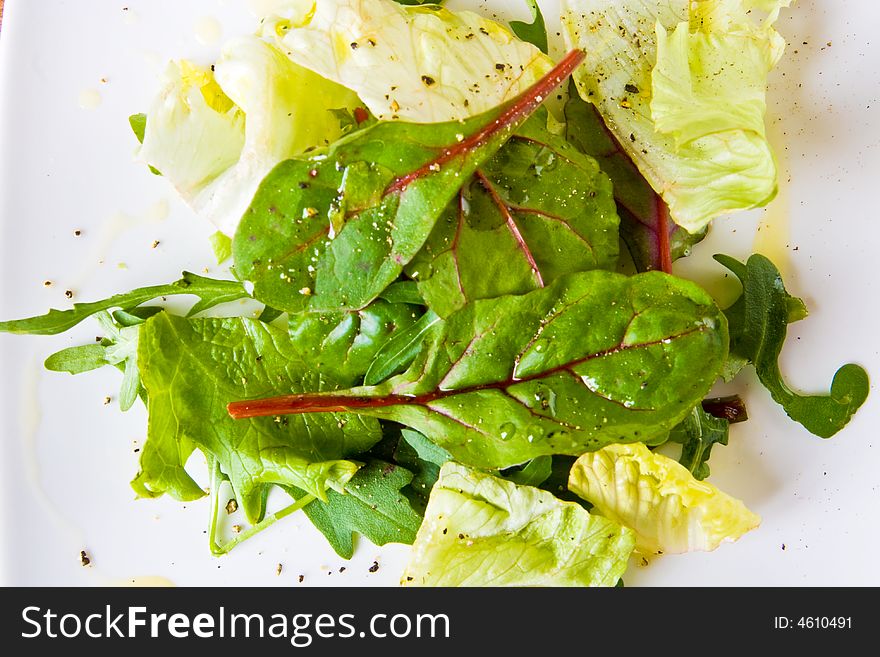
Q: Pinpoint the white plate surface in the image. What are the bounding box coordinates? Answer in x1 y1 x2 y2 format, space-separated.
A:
1 0 878 586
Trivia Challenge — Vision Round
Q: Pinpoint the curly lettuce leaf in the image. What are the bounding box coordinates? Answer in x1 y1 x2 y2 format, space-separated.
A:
259 0 553 122
138 37 359 235
402 462 634 586
561 0 790 232
569 443 760 555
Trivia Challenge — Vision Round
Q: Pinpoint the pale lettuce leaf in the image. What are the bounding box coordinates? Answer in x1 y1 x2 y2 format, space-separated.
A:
402 462 634 587
569 443 760 555
138 36 359 235
561 0 790 233
259 0 553 123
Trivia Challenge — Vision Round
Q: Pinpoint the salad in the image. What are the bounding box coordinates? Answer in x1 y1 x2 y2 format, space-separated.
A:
0 0 869 586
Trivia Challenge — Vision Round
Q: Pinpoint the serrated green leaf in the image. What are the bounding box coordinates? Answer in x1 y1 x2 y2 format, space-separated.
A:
510 0 549 54
716 253 869 437
0 272 248 336
136 314 381 522
668 405 730 480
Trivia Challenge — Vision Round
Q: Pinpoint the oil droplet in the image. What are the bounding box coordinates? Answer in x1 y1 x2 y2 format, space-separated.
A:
78 89 102 110
195 17 223 46
499 422 517 441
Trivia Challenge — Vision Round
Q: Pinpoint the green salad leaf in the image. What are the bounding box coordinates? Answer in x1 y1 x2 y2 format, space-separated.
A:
561 0 789 233
570 443 760 554
288 300 422 387
510 0 549 54
290 459 423 559
233 52 585 314
0 272 248 336
407 112 619 318
229 270 729 469
260 0 553 122
564 82 705 272
716 254 869 438
668 405 730 480
135 313 381 523
402 462 634 586
137 37 359 235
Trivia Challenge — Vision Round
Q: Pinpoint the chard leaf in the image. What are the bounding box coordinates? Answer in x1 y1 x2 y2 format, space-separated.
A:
136 313 381 523
378 281 425 306
261 0 553 123
510 1 549 54
0 272 248 336
229 270 728 470
233 53 582 312
402 462 634 586
570 443 760 554
668 405 730 480
289 459 423 560
288 300 421 387
233 52 585 315
716 253 869 438
563 83 705 273
407 112 619 317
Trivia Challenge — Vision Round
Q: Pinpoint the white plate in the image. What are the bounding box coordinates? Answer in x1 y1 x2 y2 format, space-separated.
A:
1 0 878 587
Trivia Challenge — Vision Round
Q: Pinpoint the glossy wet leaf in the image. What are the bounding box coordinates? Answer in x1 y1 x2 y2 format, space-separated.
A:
408 113 619 317
229 270 729 469
233 52 585 315
668 405 730 480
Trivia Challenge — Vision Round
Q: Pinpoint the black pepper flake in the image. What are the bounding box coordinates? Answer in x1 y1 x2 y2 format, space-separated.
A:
368 561 379 573
495 63 506 71
298 181 310 189
151 240 160 249
406 576 413 581
80 550 91 566
276 563 283 576
65 290 74 299
350 41 359 50
43 280 52 287
421 75 436 86
624 83 639 94
629 133 636 142
73 230 82 237
298 574 305 583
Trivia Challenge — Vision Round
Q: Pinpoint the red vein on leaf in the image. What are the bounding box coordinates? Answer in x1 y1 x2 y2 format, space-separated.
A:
656 197 673 275
227 327 704 420
384 49 586 195
475 170 544 288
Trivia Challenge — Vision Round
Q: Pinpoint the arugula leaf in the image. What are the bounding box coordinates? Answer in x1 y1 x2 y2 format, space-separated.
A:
402 462 634 586
564 82 704 273
233 51 585 315
45 311 145 411
407 112 619 317
135 313 382 522
501 455 553 487
290 460 423 559
510 1 549 54
229 270 729 469
364 310 441 386
716 254 869 438
393 428 451 509
0 272 248 336
668 405 730 480
288 300 421 386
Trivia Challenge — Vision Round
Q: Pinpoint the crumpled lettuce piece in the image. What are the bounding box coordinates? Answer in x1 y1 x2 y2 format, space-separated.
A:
561 0 790 233
402 462 634 587
259 0 553 122
138 36 359 235
569 443 760 555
